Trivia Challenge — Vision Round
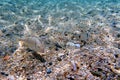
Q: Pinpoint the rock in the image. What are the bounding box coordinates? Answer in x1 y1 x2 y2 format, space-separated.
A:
49 62 52 66
58 53 64 57
0 72 8 76
74 43 80 48
68 77 75 80
80 32 89 41
54 43 62 51
66 42 75 47
0 51 5 56
44 27 54 33
58 53 66 60
71 61 77 71
66 42 80 48
0 30 3 36
114 54 119 58
46 68 52 74
117 33 120 38
1 29 7 33
90 71 101 77
57 57 62 61
7 75 15 80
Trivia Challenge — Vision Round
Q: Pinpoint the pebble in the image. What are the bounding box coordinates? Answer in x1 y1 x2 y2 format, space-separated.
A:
117 33 120 38
66 42 75 47
0 30 3 36
1 29 7 33
66 42 80 48
57 57 62 61
71 61 77 71
46 68 52 74
0 72 8 76
106 49 112 53
58 53 64 57
49 62 52 65
74 43 80 48
5 73 8 76
55 43 62 48
0 51 5 56
114 54 119 58
7 75 15 80
58 53 66 60
68 76 75 80
1 72 5 75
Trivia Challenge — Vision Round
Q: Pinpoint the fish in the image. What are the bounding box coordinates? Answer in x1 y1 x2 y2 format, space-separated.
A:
18 37 45 54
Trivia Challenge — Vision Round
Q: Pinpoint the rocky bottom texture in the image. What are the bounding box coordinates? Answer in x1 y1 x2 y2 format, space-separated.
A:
0 42 120 80
0 25 120 80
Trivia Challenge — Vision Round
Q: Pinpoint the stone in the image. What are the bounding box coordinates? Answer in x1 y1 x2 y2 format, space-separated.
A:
66 42 75 47
57 57 62 61
0 30 3 36
46 68 52 74
74 43 80 48
66 42 80 48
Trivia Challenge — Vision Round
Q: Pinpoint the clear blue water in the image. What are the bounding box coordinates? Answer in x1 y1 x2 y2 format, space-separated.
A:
0 0 120 36
0 0 120 25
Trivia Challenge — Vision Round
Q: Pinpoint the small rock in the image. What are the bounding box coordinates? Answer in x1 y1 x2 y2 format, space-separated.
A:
71 61 77 71
57 57 62 61
114 54 119 58
1 29 7 33
66 42 80 48
74 43 80 48
5 33 13 37
55 43 62 48
3 55 10 60
106 49 112 53
49 62 52 65
0 30 3 36
58 53 64 57
80 32 89 41
54 43 62 51
68 76 75 80
0 51 5 56
0 72 5 75
115 24 120 28
100 47 104 50
46 68 52 74
90 71 101 77
8 75 15 80
27 78 31 80
117 33 120 38
0 72 8 76
66 42 75 47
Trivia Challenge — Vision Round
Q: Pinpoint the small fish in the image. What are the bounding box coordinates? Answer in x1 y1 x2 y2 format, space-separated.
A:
19 37 45 53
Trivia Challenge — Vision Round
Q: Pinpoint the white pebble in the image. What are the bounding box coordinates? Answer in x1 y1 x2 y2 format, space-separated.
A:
74 43 80 48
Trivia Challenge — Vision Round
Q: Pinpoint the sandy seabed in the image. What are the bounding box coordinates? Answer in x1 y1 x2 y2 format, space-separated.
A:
0 0 120 80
